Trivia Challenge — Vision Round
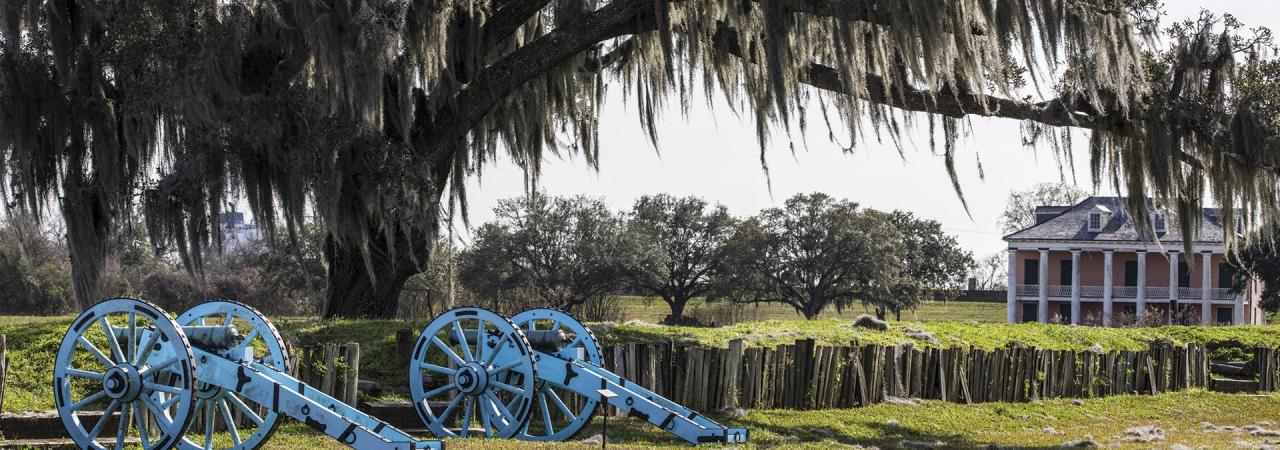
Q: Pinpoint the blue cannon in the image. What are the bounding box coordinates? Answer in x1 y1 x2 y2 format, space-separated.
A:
407 307 749 444
52 300 747 449
53 298 442 450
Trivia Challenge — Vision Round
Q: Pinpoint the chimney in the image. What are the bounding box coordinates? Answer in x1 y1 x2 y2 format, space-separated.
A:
968 277 977 291
1034 206 1070 225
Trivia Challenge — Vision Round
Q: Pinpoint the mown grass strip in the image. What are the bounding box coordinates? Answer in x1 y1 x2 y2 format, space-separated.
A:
247 391 1280 449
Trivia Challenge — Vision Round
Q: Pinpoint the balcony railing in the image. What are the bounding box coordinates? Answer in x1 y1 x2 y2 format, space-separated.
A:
1113 286 1138 298
1014 284 1238 300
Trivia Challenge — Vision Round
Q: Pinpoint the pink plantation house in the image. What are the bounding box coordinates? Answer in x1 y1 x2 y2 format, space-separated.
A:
1003 197 1265 326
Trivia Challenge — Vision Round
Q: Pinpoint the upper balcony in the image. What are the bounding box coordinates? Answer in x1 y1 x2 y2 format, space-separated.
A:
1015 284 1235 300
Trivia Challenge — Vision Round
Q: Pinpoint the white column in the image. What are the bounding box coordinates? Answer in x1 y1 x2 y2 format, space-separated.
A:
1038 249 1050 324
1070 249 1082 325
1103 250 1114 327
1235 286 1246 325
1136 250 1147 322
1201 252 1212 325
1007 249 1018 323
1169 251 1180 325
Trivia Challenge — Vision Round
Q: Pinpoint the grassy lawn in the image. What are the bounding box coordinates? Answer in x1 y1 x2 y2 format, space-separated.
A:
226 391 1280 449
0 315 71 327
612 296 1006 323
596 319 1280 350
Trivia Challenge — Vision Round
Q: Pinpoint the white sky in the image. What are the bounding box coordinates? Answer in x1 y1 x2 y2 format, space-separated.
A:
454 1 1280 259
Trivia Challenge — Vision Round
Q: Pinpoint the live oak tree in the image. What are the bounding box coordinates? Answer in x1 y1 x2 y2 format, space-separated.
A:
881 210 975 318
717 193 903 319
457 195 627 312
2 1 1277 316
1229 226 1280 314
622 194 735 324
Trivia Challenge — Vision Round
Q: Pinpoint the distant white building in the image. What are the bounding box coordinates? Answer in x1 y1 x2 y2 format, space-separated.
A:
219 211 261 253
1003 197 1265 327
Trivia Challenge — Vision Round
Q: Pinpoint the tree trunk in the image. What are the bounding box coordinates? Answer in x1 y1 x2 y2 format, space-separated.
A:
663 295 687 324
875 305 887 320
62 182 112 310
802 298 822 319
322 230 429 318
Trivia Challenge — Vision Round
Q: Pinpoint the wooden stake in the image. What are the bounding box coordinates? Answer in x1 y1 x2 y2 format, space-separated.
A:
344 342 360 407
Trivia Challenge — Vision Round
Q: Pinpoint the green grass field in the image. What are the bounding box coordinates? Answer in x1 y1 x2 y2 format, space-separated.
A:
612 296 1006 323
186 391 1280 449
0 315 71 327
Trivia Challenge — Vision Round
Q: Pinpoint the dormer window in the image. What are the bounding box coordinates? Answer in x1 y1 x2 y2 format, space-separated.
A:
1153 212 1168 234
1085 203 1112 232
1088 213 1104 232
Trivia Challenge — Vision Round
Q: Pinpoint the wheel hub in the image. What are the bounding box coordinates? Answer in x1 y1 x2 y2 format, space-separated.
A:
104 364 143 402
453 362 489 396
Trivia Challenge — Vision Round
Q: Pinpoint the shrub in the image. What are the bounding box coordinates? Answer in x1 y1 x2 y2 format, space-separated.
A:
0 219 76 314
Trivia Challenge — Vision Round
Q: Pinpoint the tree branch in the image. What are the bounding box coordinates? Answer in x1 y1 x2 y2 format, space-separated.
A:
709 21 1117 132
435 0 1280 181
427 0 650 165
800 63 1115 130
484 0 554 46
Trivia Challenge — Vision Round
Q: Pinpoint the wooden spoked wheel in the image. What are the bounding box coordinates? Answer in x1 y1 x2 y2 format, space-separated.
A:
409 307 538 438
174 300 289 450
510 308 603 442
54 298 198 450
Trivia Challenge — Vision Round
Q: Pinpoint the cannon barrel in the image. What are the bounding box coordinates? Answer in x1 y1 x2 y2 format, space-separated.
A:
184 325 242 350
448 329 569 353
114 325 241 351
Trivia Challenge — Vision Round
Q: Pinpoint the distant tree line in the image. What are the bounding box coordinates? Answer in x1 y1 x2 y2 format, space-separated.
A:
457 192 976 323
0 212 327 316
0 191 976 322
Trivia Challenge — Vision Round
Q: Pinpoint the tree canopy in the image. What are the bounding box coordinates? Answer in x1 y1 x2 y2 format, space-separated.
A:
622 194 735 324
883 210 975 314
716 193 903 319
1230 226 1280 314
457 195 627 312
1 0 1276 317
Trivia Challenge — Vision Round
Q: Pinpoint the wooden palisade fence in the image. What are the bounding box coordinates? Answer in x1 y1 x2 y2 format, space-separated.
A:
0 334 6 413
597 339 1215 412
288 342 362 407
1256 347 1280 391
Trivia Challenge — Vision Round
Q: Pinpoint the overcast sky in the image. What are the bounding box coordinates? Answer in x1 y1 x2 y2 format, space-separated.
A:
455 0 1279 258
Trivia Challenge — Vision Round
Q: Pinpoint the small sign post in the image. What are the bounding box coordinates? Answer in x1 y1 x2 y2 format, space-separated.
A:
597 388 618 449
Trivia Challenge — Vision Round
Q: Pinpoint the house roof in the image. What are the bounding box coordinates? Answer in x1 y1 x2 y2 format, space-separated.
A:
1003 197 1225 244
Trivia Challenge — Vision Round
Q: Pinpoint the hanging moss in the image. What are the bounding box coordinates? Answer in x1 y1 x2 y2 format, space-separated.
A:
0 0 1276 306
